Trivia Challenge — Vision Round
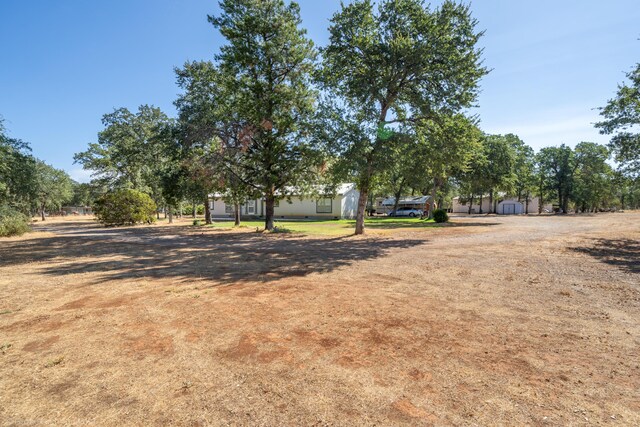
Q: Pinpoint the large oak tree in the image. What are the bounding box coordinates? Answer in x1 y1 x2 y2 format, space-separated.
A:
320 0 487 234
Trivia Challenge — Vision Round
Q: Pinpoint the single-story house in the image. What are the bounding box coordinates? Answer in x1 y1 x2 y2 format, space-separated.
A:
374 195 432 215
208 183 360 220
451 195 553 214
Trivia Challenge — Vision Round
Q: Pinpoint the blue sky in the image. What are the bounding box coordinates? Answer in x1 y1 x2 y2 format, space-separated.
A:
1 0 639 182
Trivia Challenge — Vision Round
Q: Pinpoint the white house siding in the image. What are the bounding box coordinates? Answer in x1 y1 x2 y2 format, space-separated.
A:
451 197 493 214
340 188 359 219
271 196 339 218
209 190 360 219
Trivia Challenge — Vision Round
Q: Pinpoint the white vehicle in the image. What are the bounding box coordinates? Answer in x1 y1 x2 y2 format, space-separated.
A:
389 207 423 217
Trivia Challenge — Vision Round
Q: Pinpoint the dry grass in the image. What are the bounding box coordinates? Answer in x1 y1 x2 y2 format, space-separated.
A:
1 213 639 425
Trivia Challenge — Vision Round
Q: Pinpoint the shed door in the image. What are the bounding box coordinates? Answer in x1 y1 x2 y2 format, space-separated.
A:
504 204 515 214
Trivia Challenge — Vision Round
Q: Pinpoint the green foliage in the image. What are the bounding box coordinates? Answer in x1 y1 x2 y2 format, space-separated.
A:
33 161 74 219
0 118 37 214
192 219 201 226
596 62 640 177
432 209 449 223
320 0 487 233
0 206 30 237
536 145 575 213
182 204 204 216
73 105 173 209
70 182 102 207
93 189 157 226
203 0 320 230
573 142 613 212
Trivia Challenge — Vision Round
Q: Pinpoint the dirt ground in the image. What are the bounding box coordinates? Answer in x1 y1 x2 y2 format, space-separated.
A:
1 213 638 426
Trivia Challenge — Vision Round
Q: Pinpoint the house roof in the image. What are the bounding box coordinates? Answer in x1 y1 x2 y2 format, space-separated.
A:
210 183 357 199
380 195 432 206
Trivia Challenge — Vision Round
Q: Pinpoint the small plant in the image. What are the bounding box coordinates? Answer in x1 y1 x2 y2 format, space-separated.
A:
0 343 12 354
269 226 292 234
192 219 201 226
432 209 449 223
46 355 65 367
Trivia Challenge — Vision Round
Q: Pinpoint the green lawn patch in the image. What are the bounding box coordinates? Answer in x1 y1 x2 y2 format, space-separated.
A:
206 217 438 236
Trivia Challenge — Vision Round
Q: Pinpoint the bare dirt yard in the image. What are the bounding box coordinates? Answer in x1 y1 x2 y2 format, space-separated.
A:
1 213 639 426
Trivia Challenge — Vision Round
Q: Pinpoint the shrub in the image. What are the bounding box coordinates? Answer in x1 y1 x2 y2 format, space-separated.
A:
93 189 157 226
0 206 30 237
432 209 449 223
192 219 201 226
182 204 205 216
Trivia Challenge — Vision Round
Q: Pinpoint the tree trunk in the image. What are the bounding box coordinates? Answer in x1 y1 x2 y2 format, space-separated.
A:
391 184 404 216
354 186 369 235
558 187 563 213
538 195 543 214
40 203 46 221
525 192 530 214
354 157 374 235
168 205 173 224
488 189 494 214
192 201 197 219
479 194 484 214
265 191 275 231
428 180 438 219
204 197 212 224
156 210 160 220
234 202 241 226
468 194 474 215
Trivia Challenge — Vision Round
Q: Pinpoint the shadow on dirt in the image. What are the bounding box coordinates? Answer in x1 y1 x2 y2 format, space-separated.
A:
364 219 500 229
571 238 640 275
1 222 431 285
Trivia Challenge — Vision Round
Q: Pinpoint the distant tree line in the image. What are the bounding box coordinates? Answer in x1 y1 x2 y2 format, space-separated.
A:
65 0 639 233
0 118 85 235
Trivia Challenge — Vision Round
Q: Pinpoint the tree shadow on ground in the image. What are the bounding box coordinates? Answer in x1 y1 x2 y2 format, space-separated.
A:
0 223 430 286
346 219 501 229
570 238 640 275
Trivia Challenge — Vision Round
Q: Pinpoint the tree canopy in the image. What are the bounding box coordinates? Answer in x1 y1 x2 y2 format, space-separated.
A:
320 0 487 233
596 62 640 178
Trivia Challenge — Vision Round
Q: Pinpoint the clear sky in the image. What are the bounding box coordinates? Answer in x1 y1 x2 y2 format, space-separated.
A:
1 0 639 182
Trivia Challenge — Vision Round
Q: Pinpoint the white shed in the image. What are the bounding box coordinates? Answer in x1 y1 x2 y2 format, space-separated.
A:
497 200 524 215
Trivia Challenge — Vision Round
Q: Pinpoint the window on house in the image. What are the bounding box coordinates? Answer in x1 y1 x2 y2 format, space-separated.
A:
246 200 256 215
316 198 332 213
209 200 214 210
225 204 234 214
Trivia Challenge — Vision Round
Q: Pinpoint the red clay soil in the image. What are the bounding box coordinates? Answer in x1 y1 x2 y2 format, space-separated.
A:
0 213 638 426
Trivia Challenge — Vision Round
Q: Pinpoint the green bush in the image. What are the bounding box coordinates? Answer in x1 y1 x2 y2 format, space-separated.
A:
432 209 449 223
0 206 30 237
181 204 205 216
93 189 157 226
192 219 201 226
